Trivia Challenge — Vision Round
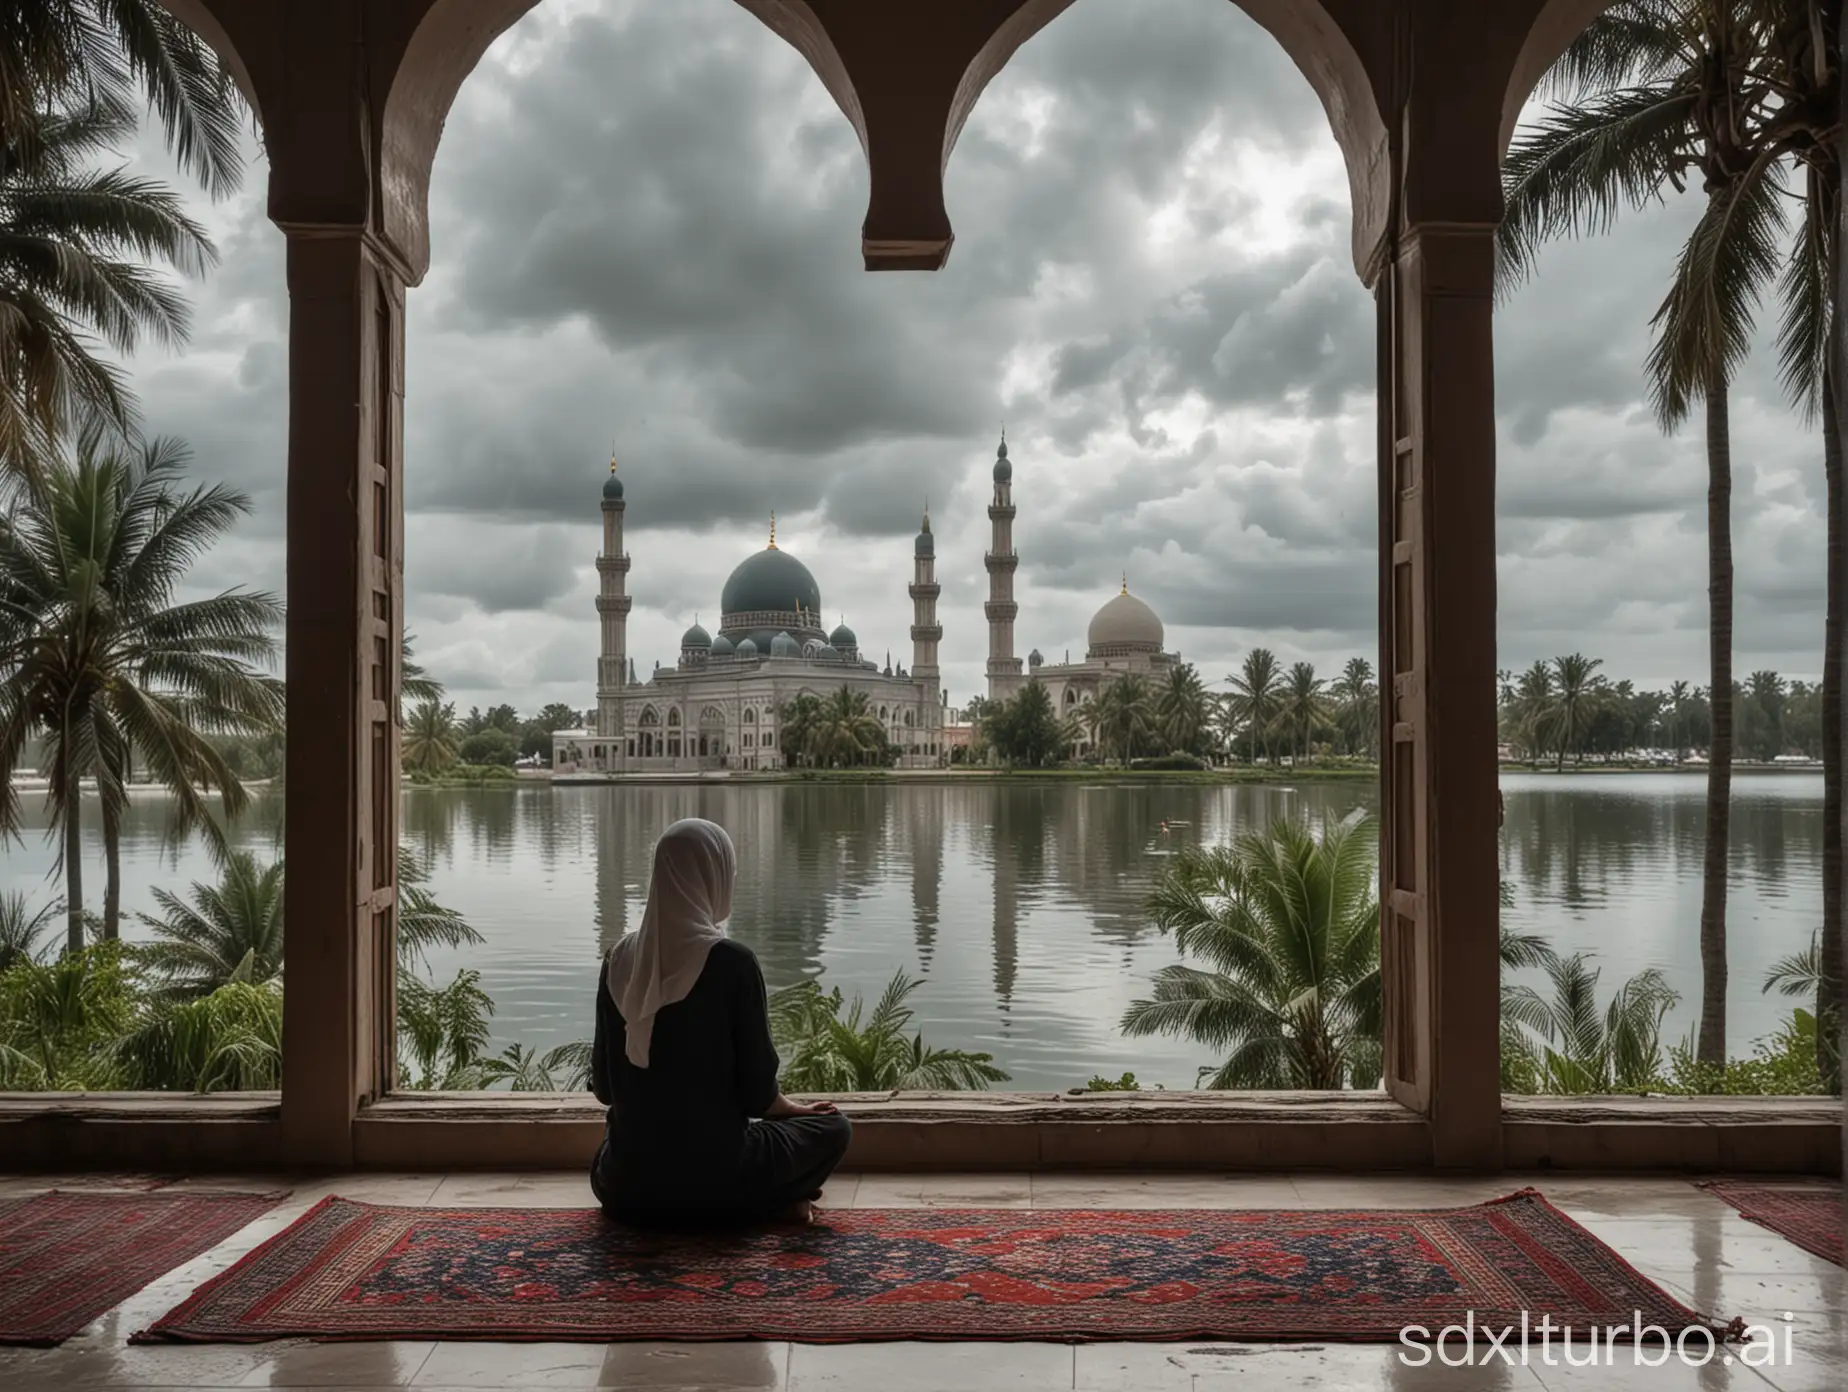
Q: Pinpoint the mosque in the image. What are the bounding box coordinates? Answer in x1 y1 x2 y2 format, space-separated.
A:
552 433 1176 774
552 457 945 774
980 435 1178 752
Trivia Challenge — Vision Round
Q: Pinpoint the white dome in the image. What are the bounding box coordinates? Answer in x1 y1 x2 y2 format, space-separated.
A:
1087 589 1163 654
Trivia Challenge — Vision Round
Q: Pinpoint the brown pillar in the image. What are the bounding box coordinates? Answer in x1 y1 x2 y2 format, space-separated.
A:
280 231 405 1165
1379 223 1503 1170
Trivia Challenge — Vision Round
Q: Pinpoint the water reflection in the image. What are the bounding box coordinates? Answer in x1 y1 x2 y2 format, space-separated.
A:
3 772 1823 1090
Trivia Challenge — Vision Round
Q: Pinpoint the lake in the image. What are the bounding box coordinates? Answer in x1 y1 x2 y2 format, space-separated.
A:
1 772 1825 1090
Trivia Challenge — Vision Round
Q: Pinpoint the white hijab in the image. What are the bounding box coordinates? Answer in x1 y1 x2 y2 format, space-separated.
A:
605 817 736 1068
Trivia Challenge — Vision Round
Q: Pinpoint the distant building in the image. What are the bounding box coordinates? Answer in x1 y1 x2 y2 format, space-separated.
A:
553 456 944 773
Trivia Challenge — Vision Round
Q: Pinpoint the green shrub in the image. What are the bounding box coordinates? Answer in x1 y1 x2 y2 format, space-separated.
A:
116 981 283 1092
1129 752 1209 771
1664 1010 1826 1095
1083 1072 1143 1092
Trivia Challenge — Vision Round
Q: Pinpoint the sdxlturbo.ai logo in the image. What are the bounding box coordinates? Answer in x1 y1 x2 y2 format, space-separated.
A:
1398 1311 1795 1367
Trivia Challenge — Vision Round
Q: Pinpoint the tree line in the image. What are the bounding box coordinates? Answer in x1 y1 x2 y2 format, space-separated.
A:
971 652 1381 768
1500 655 1831 767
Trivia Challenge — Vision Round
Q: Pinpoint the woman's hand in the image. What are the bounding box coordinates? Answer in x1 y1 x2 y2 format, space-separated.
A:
767 1094 839 1118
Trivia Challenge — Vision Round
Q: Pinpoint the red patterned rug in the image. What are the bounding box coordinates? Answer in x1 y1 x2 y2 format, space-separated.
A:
135 1189 1723 1345
1701 1182 1843 1267
0 1190 284 1345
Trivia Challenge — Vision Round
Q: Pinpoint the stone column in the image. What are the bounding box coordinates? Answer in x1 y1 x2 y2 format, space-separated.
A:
280 231 404 1165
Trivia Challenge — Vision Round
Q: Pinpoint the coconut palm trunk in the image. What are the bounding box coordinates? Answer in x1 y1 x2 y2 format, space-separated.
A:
103 821 121 942
1697 373 1734 1066
62 761 83 955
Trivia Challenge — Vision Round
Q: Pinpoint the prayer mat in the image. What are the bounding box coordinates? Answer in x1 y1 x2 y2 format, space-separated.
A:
1701 1182 1843 1267
0 1189 284 1345
135 1188 1725 1345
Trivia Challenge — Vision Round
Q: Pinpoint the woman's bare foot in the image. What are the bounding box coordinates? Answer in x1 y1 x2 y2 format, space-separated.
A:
770 1198 818 1225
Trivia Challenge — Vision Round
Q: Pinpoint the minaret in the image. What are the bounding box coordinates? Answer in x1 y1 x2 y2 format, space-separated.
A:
984 431 1022 700
595 453 631 750
909 504 943 768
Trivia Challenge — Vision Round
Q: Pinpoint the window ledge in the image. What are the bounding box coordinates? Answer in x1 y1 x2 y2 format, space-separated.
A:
0 1091 280 1121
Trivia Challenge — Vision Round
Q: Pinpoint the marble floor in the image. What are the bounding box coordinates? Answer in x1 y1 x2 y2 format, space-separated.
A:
0 1171 1839 1391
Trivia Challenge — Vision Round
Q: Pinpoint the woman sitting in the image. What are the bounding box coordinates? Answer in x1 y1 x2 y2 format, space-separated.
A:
591 817 850 1226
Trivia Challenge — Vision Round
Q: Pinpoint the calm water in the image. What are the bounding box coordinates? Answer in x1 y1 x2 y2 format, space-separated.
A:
2 773 1825 1089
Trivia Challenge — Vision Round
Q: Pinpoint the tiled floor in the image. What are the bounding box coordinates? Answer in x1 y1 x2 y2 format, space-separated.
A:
0 1172 1839 1390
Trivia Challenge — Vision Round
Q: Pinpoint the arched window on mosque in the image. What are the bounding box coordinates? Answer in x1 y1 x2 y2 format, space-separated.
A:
743 708 756 724
763 732 774 748
639 707 660 727
667 709 681 727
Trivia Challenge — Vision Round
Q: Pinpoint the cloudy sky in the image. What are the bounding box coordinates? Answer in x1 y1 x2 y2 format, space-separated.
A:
128 0 1829 715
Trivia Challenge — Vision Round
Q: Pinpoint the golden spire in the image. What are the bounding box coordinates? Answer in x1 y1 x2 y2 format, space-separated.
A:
609 444 618 475
768 511 777 550
1121 571 1129 595
922 496 931 532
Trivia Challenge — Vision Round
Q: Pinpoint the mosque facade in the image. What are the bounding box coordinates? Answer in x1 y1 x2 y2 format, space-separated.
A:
981 436 1179 748
553 458 945 774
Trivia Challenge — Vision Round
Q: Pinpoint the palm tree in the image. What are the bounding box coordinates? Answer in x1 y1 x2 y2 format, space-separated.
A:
1155 663 1212 754
1667 678 1692 757
1546 654 1606 771
778 692 824 767
0 890 59 971
0 434 284 950
403 700 460 776
135 851 284 1000
0 1 245 195
807 687 886 767
0 102 218 469
1507 661 1556 765
1501 1 1786 1068
139 846 482 998
400 633 444 709
1224 649 1283 764
477 1040 593 1092
770 971 1009 1092
1277 661 1329 764
1123 816 1383 1089
1333 657 1378 758
1501 953 1679 1094
1092 673 1155 763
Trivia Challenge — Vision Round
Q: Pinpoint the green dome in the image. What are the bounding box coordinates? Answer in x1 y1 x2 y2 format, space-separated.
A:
769 631 801 658
680 621 710 649
992 435 1011 483
735 637 759 657
710 634 735 656
603 472 624 501
829 621 857 649
721 546 821 620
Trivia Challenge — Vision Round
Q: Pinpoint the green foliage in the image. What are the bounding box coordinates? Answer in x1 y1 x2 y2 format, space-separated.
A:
1129 752 1209 771
1155 664 1213 756
1083 1072 1143 1092
0 429 284 947
0 941 134 1088
115 980 282 1092
404 700 461 775
780 687 888 768
984 681 1063 767
0 100 222 464
1092 674 1158 762
1500 953 1678 1093
1663 1009 1826 1095
458 727 517 768
0 891 60 970
396 967 496 1091
477 1041 594 1092
769 971 1010 1092
136 851 284 999
1124 816 1382 1089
